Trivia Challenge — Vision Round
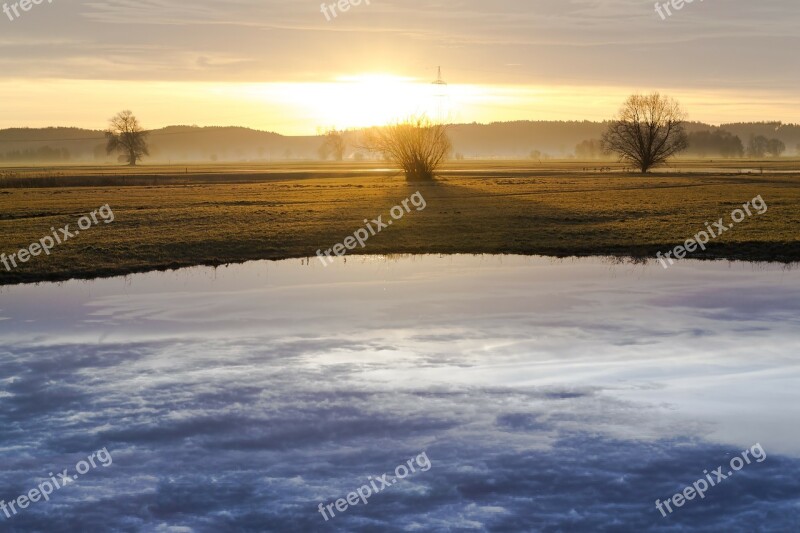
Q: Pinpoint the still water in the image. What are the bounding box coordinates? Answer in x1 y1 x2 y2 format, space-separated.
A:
1 255 799 532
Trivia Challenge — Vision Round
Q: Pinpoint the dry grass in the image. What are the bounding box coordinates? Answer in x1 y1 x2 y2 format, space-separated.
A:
1 160 799 285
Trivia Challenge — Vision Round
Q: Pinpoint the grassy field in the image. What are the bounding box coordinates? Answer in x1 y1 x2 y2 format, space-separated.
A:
1 160 799 285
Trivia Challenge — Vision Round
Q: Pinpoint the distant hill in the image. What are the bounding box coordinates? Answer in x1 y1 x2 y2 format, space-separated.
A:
1 121 798 164
0 126 319 164
447 121 608 158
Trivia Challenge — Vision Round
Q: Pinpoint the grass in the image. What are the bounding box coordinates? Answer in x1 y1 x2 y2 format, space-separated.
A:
1 160 799 286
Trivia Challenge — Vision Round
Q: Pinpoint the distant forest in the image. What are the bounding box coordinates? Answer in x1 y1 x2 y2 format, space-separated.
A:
0 121 799 163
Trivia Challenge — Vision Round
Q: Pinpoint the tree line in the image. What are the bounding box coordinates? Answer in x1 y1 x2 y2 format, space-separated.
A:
95 101 799 177
0 146 71 162
576 130 789 159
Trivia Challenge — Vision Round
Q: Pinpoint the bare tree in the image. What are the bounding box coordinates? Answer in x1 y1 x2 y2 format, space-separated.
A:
601 93 688 173
360 116 451 181
318 129 346 161
105 110 149 166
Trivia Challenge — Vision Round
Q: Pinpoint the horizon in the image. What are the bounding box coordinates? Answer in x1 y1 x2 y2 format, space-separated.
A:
2 81 800 136
2 117 800 139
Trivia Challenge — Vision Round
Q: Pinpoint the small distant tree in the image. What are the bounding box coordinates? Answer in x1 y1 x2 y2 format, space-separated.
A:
601 92 688 173
747 135 769 158
318 129 346 161
767 138 786 157
575 139 604 159
105 110 149 166
686 130 744 158
720 132 745 158
360 116 451 181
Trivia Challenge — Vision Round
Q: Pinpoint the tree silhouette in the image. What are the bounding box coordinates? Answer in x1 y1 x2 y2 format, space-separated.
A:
601 93 688 173
105 110 149 166
361 116 451 181
318 129 346 161
767 138 786 157
747 135 769 158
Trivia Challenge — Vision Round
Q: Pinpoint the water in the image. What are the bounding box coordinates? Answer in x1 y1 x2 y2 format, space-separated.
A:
1 255 799 532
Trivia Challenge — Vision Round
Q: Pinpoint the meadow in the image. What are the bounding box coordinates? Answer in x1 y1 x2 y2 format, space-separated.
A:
1 160 798 285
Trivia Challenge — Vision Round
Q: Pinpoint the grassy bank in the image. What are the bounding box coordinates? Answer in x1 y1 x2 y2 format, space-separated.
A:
1 161 799 285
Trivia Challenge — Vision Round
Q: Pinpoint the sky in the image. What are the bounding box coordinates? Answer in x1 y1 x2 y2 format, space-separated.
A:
1 0 799 135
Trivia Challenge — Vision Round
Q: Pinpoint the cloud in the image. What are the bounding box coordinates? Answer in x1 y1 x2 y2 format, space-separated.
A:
0 0 797 89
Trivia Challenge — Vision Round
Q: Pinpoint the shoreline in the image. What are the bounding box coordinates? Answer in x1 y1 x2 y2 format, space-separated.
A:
2 246 799 288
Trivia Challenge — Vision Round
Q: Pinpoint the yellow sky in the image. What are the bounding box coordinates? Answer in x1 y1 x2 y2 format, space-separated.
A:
2 1 799 134
2 77 799 135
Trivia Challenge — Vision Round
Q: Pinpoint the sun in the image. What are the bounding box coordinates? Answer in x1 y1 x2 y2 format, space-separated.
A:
225 72 464 133
272 73 451 132
323 73 441 130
